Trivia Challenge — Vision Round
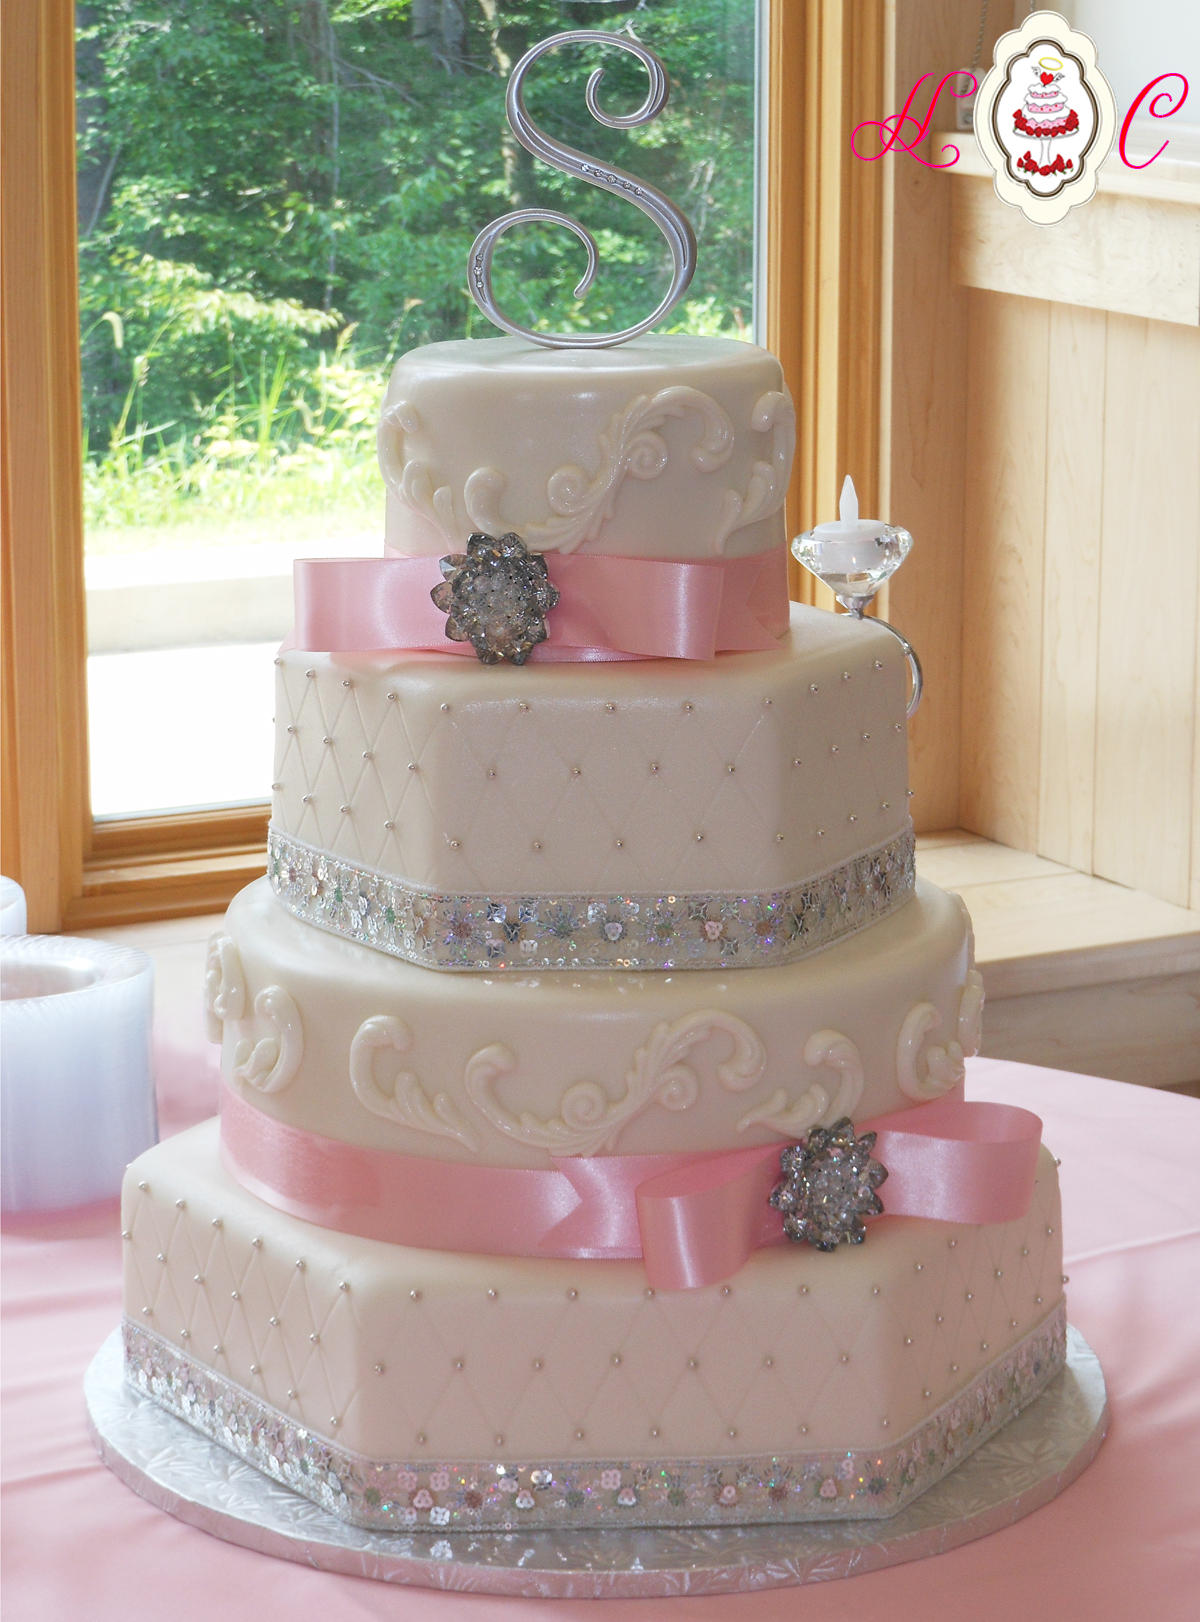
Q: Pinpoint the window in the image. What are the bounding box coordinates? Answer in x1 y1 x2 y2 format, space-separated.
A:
75 0 760 820
4 0 877 929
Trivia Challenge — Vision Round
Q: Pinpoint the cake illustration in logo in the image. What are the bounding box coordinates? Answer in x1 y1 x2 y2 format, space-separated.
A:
973 10 1116 226
1013 56 1080 176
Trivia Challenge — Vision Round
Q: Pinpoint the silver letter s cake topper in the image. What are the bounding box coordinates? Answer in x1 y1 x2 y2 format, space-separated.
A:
467 31 697 349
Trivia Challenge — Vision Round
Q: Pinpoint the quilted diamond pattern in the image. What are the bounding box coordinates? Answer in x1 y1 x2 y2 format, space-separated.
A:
123 1123 1065 1464
271 608 911 897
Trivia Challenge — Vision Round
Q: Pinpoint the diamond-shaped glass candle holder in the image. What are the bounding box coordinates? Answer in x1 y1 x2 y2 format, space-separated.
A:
792 476 923 717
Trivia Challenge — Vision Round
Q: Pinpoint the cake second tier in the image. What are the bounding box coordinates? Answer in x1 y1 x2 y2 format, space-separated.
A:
208 875 977 1167
270 605 912 969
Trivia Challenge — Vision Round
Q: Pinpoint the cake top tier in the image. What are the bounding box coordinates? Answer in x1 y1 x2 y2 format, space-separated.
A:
388 332 757 380
378 334 794 564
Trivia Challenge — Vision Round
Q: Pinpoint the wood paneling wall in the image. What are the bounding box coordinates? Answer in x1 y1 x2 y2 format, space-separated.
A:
960 291 1200 909
880 0 990 836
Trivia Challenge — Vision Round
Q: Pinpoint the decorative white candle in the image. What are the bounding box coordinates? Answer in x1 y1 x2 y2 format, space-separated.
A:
792 475 922 716
792 476 913 617
0 934 157 1212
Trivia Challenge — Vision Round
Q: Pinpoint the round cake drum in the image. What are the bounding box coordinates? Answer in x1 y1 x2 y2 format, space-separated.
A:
86 1326 1107 1599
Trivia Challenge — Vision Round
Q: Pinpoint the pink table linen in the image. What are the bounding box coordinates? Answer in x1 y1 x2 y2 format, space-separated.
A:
3 1053 1198 1622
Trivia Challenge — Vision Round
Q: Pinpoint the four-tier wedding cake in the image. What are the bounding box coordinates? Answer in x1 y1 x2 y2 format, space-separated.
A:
118 30 1064 1541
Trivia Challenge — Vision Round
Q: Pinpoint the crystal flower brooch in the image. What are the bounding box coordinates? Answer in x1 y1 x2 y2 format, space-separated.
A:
770 1118 888 1250
431 532 559 665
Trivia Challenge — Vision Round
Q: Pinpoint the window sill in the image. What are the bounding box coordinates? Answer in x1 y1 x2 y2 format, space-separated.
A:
944 139 1200 327
917 831 1200 1090
65 806 268 931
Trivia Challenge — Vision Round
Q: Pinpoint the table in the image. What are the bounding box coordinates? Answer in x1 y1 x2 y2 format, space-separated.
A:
3 1055 1198 1621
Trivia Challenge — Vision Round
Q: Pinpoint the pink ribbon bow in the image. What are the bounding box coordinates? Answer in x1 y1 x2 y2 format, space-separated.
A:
291 548 789 663
219 1085 1042 1292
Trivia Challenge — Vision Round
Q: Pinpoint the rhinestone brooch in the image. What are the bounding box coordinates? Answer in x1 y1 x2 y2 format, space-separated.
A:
431 531 559 665
770 1117 888 1251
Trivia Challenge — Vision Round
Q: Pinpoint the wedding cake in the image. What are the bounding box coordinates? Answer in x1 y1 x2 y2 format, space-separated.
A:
118 31 1064 1538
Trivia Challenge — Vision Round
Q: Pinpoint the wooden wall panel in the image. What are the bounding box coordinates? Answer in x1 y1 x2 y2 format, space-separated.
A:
1093 315 1200 906
961 291 1048 850
882 0 981 835
1037 302 1106 871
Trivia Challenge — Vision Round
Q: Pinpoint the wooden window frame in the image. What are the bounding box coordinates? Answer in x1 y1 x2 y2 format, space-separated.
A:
2 0 905 932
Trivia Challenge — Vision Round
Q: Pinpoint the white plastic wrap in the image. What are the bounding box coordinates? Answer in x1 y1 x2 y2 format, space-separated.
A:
0 877 26 937
1 934 157 1211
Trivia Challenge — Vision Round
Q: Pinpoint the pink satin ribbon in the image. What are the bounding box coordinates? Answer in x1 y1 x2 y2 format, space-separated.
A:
219 1085 1042 1292
291 549 789 663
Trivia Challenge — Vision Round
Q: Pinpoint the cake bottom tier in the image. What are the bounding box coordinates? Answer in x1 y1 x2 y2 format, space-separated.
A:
122 1121 1066 1530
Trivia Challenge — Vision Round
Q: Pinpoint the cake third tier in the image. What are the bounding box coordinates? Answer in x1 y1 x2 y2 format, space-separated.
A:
270 605 914 971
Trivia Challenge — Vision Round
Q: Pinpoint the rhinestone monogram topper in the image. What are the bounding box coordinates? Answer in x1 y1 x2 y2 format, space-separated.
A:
468 31 697 349
770 1118 888 1251
431 532 560 664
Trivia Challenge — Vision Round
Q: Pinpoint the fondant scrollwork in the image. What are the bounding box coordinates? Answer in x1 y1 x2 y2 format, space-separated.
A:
350 1015 479 1153
957 968 985 1057
203 933 246 1042
464 1010 765 1156
896 1002 966 1101
231 985 303 1095
520 387 732 555
736 1029 865 1137
711 390 797 555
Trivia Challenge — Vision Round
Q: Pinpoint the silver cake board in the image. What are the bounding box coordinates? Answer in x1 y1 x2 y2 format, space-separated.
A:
86 1326 1107 1600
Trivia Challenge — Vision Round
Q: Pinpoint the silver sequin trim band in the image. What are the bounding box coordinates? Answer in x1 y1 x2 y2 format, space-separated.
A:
266 826 916 972
123 1305 1065 1532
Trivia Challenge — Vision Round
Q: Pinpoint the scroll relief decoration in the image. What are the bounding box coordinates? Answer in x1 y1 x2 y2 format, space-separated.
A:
711 390 796 555
896 971 986 1102
203 933 245 1041
736 1029 864 1139
349 1015 479 1153
378 385 794 558
462 1010 766 1157
204 934 303 1096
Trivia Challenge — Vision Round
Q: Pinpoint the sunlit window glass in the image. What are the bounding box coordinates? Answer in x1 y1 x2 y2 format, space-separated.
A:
77 0 758 818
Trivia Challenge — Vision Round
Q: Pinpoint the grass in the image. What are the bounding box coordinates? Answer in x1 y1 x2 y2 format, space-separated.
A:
83 299 747 558
84 328 387 556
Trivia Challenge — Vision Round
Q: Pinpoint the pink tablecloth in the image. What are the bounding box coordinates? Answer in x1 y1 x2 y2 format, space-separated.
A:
3 1057 1198 1621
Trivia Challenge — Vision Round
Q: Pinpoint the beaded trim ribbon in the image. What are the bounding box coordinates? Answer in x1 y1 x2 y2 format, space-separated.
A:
123 1305 1066 1533
266 826 916 973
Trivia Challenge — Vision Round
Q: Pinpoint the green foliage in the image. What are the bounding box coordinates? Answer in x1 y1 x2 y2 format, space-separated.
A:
84 326 385 542
77 0 756 534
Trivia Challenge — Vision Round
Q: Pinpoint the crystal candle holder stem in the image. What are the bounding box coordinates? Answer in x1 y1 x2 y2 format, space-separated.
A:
791 496 922 717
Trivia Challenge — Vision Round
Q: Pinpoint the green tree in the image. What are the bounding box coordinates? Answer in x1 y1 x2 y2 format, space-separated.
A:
77 0 755 514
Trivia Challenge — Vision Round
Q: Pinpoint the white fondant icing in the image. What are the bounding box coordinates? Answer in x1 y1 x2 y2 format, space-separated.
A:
218 876 971 1164
736 1029 864 1137
230 985 302 1095
271 607 911 900
896 1002 966 1101
123 1120 1066 1463
710 390 796 555
957 968 986 1057
379 335 791 561
463 1011 765 1156
947 892 977 970
523 387 733 555
463 465 507 534
349 1015 479 1152
203 933 246 1042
